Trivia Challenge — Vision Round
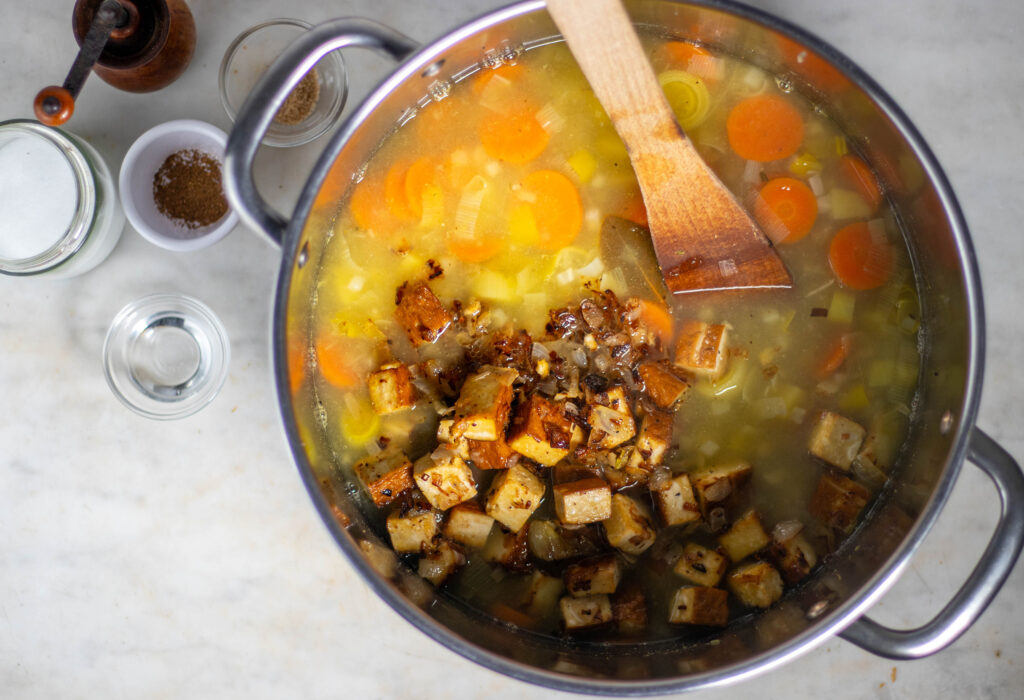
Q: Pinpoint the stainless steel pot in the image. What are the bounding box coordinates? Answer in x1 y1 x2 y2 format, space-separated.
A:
224 1 1024 693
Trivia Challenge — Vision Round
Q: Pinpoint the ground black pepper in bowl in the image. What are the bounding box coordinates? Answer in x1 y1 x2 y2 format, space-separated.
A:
152 149 230 234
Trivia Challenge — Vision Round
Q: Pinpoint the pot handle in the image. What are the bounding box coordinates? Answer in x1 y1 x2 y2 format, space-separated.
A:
839 427 1024 659
224 19 418 245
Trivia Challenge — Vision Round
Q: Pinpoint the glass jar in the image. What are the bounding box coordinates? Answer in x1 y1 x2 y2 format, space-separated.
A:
0 119 125 278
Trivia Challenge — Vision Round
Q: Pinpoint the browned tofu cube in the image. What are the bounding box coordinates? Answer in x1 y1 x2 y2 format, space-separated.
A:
727 561 784 608
717 510 771 562
413 447 477 511
467 435 519 470
691 461 753 516
451 366 518 442
809 471 871 534
553 477 612 525
443 503 495 549
603 493 657 555
386 509 439 553
527 519 602 561
417 539 466 585
586 386 636 449
485 463 546 532
638 360 692 408
668 586 729 626
353 448 414 507
563 555 621 597
673 542 729 587
627 409 674 472
611 585 648 635
769 529 818 584
674 321 728 379
808 410 866 470
653 472 701 527
482 524 530 570
367 362 416 415
560 594 613 630
520 571 565 617
507 395 575 466
394 280 454 346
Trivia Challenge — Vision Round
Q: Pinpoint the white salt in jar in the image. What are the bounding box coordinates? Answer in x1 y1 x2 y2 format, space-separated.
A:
0 119 125 278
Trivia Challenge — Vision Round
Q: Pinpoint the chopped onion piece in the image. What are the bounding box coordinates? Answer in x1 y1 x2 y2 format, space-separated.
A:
772 519 805 543
454 175 489 238
535 102 566 133
699 440 719 457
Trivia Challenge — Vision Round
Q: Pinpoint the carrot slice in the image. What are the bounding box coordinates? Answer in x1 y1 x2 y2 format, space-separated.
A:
403 157 439 219
384 161 416 222
754 176 818 244
618 187 649 227
828 222 892 290
818 334 852 378
447 232 505 263
479 103 549 164
287 337 307 393
659 41 721 83
776 36 852 94
519 169 583 250
635 299 674 345
726 94 805 162
349 175 396 236
315 334 360 388
472 63 525 95
838 155 882 213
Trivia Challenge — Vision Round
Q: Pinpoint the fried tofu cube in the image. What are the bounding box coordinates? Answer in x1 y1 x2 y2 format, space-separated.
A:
627 409 674 471
564 555 621 597
418 539 466 585
673 542 729 587
769 530 818 584
507 395 575 466
603 493 657 555
612 585 648 635
560 594 613 630
443 503 494 549
485 463 546 532
638 360 692 408
394 280 454 346
386 509 439 553
521 571 565 617
809 471 871 534
808 410 866 470
553 477 612 525
467 435 519 470
668 586 729 626
691 461 753 515
413 447 477 511
451 366 518 442
482 524 530 570
674 321 728 379
727 561 784 608
586 386 636 449
717 510 771 562
353 448 414 507
653 472 701 527
367 362 416 415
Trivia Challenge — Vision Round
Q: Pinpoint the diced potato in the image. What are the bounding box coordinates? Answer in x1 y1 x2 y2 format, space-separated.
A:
413 447 478 511
673 542 728 587
418 539 466 585
611 585 648 635
691 461 753 515
386 509 439 554
353 448 414 507
674 321 728 379
527 519 602 561
485 463 546 532
653 472 702 527
727 561 784 608
627 409 674 472
451 366 518 441
560 594 613 630
367 362 416 415
638 360 692 408
394 280 454 346
668 586 729 626
507 395 575 465
769 530 818 584
520 571 565 618
717 510 771 562
809 471 871 534
553 477 612 525
467 435 519 470
482 523 531 570
586 386 636 449
443 503 495 549
563 555 621 597
808 410 866 470
603 493 656 555
358 538 397 579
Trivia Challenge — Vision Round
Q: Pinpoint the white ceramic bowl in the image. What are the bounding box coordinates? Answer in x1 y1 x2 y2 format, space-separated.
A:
119 119 239 252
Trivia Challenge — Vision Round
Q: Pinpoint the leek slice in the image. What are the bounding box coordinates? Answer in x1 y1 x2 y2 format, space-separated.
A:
657 70 712 130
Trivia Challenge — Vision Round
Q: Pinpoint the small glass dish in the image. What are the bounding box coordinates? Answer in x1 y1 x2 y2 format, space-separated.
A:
219 18 348 148
103 294 231 420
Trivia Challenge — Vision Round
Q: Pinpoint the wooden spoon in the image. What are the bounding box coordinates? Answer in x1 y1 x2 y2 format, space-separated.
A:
546 0 792 294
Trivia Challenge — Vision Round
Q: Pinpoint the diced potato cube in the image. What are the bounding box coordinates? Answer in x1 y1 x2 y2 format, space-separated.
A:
674 321 728 379
367 362 416 414
638 360 692 408
507 395 574 466
467 435 519 470
586 386 637 449
563 555 621 597
627 409 674 471
553 477 612 525
727 561 784 608
520 571 565 618
653 472 702 527
417 539 466 585
808 410 866 470
386 509 439 553
668 586 729 626
691 461 752 515
527 519 601 561
611 585 648 634
769 530 818 584
482 524 531 570
560 595 613 630
358 538 397 579
485 464 546 532
809 471 871 534
673 542 729 587
451 366 518 441
443 503 494 549
603 493 656 555
717 510 771 562
353 448 414 507
413 447 477 511
395 280 454 346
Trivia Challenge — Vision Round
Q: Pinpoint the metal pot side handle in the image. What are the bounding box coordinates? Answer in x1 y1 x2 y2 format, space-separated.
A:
224 19 419 245
840 427 1024 659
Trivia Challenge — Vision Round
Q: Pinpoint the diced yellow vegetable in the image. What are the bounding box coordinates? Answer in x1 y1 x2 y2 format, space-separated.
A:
829 187 872 220
472 269 517 302
828 290 856 325
567 149 598 183
340 393 381 447
508 203 539 247
789 152 821 177
840 384 871 412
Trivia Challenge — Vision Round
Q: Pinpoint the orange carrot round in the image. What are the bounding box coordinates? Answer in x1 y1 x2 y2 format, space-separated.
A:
754 176 818 244
726 94 805 162
818 334 851 378
838 154 882 213
403 157 439 219
384 161 416 222
447 232 505 263
472 63 525 95
315 334 360 388
349 175 395 236
828 222 892 290
519 169 583 250
479 104 549 164
618 187 649 227
635 299 674 345
660 41 720 83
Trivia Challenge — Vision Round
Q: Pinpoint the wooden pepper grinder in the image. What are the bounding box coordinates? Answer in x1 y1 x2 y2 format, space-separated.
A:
34 0 196 126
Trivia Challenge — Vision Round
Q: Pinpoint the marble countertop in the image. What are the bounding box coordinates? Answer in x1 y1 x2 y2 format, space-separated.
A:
2 1 1021 697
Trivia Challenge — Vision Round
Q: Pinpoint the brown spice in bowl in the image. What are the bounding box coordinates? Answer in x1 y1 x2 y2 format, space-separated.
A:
274 69 321 125
152 149 229 233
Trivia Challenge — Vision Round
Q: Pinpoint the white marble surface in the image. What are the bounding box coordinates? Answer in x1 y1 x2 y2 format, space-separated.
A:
2 1 1022 697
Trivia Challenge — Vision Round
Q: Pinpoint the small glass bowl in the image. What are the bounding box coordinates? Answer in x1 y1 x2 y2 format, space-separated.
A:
103 294 231 420
219 18 348 148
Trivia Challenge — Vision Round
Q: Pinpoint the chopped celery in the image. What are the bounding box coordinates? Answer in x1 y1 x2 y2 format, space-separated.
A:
829 187 872 220
828 290 856 324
